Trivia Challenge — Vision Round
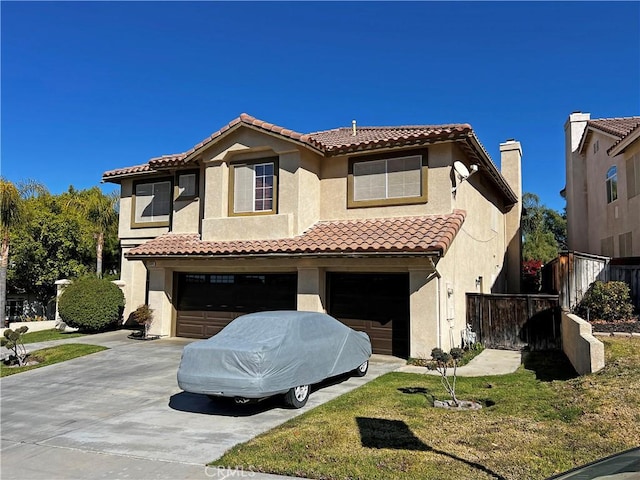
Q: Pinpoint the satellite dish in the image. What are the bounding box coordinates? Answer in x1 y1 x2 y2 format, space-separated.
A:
452 161 479 193
454 161 471 179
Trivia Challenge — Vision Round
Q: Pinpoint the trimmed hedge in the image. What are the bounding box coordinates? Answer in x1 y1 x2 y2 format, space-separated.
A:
58 277 125 332
574 280 634 321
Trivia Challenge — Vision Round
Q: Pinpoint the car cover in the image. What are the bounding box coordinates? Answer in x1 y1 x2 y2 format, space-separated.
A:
177 311 372 398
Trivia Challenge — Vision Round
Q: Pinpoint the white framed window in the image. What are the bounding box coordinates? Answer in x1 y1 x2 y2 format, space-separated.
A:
230 159 277 215
132 179 171 227
348 152 427 208
606 166 618 203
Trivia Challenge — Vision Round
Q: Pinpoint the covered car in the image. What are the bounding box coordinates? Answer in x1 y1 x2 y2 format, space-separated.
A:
177 310 372 408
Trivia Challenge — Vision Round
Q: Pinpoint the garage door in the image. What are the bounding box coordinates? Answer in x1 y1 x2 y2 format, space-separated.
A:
328 273 409 358
175 273 297 338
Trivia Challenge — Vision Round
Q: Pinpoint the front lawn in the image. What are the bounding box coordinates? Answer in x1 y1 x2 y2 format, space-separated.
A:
1 344 107 377
211 337 640 480
20 328 86 344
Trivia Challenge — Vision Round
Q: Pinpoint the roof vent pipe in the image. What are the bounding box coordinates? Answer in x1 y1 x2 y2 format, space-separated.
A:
352 120 357 136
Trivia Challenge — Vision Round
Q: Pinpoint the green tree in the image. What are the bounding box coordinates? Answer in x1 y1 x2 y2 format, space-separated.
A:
1 179 22 323
84 188 118 278
522 193 566 263
7 186 120 305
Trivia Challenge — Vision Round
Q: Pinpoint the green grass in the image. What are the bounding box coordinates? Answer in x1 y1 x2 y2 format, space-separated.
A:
20 328 86 344
1 344 107 377
211 338 640 480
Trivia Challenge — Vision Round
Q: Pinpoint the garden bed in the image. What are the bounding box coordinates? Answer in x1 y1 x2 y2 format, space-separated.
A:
590 316 640 334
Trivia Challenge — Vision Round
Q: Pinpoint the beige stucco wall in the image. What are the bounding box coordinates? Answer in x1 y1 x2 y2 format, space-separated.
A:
113 125 520 355
320 142 453 220
579 132 639 256
561 311 604 375
566 114 640 257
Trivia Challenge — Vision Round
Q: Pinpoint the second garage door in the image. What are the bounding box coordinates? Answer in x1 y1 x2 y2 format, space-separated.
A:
328 273 409 358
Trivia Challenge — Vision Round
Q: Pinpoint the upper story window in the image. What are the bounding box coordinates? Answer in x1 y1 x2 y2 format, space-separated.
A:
348 151 428 208
132 179 172 228
229 158 277 216
606 166 618 203
176 171 199 199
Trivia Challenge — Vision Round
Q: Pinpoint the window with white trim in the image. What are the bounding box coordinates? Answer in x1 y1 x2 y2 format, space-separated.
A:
231 159 277 215
606 166 618 203
132 179 171 227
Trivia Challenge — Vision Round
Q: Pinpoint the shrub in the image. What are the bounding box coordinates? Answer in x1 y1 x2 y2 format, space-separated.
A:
1 326 29 366
132 304 154 337
574 280 634 321
58 277 125 332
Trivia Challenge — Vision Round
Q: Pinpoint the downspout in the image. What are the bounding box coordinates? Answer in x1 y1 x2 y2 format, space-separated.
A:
428 257 443 349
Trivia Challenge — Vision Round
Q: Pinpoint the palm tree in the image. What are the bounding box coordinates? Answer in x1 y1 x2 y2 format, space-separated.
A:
1 179 22 324
85 188 118 278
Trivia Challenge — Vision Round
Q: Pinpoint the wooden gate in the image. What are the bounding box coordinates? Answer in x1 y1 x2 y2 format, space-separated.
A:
466 293 561 351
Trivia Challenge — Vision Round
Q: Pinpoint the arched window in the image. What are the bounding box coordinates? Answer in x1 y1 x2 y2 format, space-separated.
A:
606 166 618 203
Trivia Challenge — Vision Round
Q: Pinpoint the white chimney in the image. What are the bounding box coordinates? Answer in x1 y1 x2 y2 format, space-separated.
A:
352 120 357 136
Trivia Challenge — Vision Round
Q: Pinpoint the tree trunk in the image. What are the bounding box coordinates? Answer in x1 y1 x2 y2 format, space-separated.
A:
0 233 9 327
96 231 104 278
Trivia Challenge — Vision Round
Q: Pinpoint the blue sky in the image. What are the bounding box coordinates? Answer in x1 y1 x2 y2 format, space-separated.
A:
2 1 639 212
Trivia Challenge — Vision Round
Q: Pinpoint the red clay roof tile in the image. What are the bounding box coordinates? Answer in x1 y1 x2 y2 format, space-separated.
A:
126 211 466 258
588 117 640 138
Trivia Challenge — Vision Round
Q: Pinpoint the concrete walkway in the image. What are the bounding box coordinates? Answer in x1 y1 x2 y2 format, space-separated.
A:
396 348 522 376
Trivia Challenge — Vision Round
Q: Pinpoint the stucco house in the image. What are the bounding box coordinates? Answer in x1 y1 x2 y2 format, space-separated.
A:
103 113 522 358
565 112 640 257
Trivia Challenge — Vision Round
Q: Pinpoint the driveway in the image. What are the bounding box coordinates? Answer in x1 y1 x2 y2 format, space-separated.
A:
0 330 404 480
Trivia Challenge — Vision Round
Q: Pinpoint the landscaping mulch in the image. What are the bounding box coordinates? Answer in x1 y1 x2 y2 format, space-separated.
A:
590 316 640 334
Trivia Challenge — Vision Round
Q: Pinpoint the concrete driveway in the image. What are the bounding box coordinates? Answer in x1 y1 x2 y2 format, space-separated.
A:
1 330 404 480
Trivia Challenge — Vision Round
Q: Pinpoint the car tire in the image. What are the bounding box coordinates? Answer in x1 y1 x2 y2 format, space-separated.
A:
284 385 310 408
353 360 369 377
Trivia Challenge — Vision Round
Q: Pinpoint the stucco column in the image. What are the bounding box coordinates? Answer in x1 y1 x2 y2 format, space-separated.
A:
54 279 72 322
296 267 325 313
409 268 439 358
147 267 173 337
500 140 523 294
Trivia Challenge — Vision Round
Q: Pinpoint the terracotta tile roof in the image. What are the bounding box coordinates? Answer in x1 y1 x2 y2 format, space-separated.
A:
101 113 516 204
307 124 473 155
104 114 476 178
587 117 640 138
125 211 466 259
102 163 152 179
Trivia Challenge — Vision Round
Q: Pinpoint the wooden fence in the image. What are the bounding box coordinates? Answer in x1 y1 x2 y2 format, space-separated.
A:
543 252 640 310
466 293 561 351
610 259 640 310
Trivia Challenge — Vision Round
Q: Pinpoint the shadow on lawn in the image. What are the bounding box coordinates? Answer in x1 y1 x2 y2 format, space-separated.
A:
356 417 507 480
522 350 578 382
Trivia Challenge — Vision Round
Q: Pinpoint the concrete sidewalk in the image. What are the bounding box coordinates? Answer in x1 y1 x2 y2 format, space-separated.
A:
396 348 522 376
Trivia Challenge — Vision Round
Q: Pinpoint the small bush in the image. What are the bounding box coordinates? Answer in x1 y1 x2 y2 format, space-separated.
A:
574 280 634 321
58 277 125 332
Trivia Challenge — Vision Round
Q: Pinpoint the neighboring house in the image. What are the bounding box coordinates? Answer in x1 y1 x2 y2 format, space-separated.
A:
565 112 640 257
103 113 522 358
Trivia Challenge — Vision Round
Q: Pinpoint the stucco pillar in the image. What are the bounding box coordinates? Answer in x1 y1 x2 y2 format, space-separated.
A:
296 267 325 313
500 140 523 293
147 267 173 337
409 269 439 358
54 279 72 322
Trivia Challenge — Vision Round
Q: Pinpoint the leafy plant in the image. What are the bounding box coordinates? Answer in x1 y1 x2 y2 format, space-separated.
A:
430 347 464 405
522 259 543 293
1 326 29 366
132 304 154 338
58 277 125 332
574 281 634 321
